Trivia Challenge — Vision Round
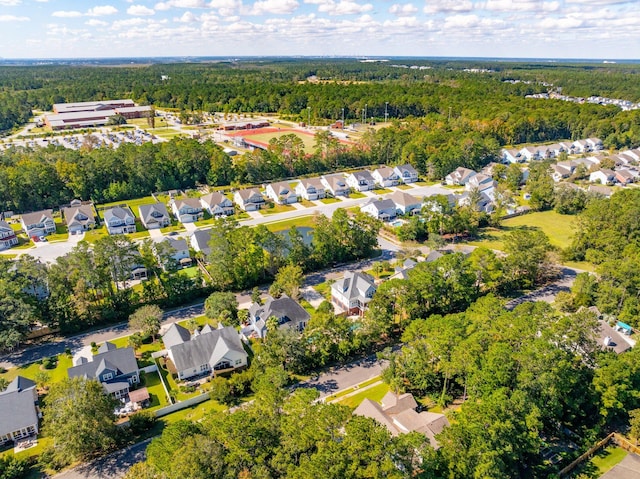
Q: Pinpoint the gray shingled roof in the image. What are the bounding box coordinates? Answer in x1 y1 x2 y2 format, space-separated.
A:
395 164 418 176
21 209 54 227
103 206 134 223
332 271 376 302
67 345 138 380
139 203 169 226
162 323 192 350
167 326 245 374
200 192 230 208
249 295 310 331
63 204 95 228
190 229 213 256
0 376 38 438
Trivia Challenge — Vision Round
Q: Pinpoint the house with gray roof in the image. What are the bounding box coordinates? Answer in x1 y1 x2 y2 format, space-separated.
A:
21 209 56 239
162 324 247 381
353 391 449 449
234 188 265 211
244 295 311 339
153 236 191 270
321 174 350 197
67 342 139 399
190 229 213 257
389 190 422 215
360 198 397 221
62 200 96 234
372 166 399 187
393 164 419 183
103 206 136 235
139 203 170 229
331 271 377 316
295 178 326 201
200 192 234 217
171 198 203 224
0 376 39 445
445 167 476 186
346 170 376 192
0 220 18 250
266 181 298 205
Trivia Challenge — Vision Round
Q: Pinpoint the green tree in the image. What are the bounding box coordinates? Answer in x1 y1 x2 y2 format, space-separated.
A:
503 229 553 289
269 264 304 300
129 304 163 342
629 408 640 445
204 291 239 325
44 377 118 462
526 161 555 211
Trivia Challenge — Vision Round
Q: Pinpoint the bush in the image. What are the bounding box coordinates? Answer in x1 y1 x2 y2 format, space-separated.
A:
64 347 72 356
209 377 235 405
43 359 55 369
179 384 197 394
128 410 157 435
0 455 28 479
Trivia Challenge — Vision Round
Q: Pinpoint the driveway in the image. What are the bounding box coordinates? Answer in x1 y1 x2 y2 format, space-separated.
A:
600 453 640 479
182 222 198 233
147 228 164 239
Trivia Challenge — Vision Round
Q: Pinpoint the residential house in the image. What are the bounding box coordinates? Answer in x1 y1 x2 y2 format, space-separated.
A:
103 206 136 235
393 164 419 183
266 181 298 205
456 191 494 213
588 184 613 198
360 198 397 221
389 190 422 215
465 173 496 191
154 236 192 270
234 188 265 211
559 141 575 153
372 167 399 187
589 169 615 185
21 209 56 239
162 323 248 381
244 295 311 339
190 229 213 257
586 137 603 150
139 203 171 229
0 376 39 445
295 178 326 201
543 143 566 158
519 146 545 161
445 167 476 186
171 198 203 224
0 221 18 250
331 271 377 316
619 148 640 163
200 192 234 217
501 148 522 164
321 174 350 197
353 391 450 449
572 139 591 153
67 342 139 399
346 170 376 192
551 163 574 182
615 169 635 185
389 259 418 281
62 200 95 234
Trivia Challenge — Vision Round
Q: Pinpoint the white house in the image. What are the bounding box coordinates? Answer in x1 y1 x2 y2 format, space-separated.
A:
321 174 350 197
372 167 399 187
586 138 603 150
103 206 136 235
162 323 248 381
265 181 298 204
331 271 377 316
445 167 476 186
139 203 171 229
393 164 419 183
171 198 203 223
234 188 265 211
360 198 397 221
190 229 213 257
62 200 95 234
154 236 192 270
501 148 522 164
0 221 18 250
389 190 422 215
589 169 615 185
21 209 56 239
0 376 39 445
572 139 591 153
346 170 376 192
295 178 326 201
200 192 233 217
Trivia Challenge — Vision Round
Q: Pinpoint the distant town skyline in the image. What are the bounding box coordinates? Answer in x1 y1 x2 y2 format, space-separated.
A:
0 0 638 60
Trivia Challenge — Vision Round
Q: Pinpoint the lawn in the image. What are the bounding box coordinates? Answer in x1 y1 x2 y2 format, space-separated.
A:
465 210 579 251
148 128 184 139
350 192 366 199
263 215 317 232
47 220 69 242
0 353 73 385
261 203 296 215
320 197 342 204
313 280 334 301
326 376 383 402
100 196 158 212
240 129 317 153
298 199 315 208
160 223 186 234
335 382 391 409
572 446 628 478
373 188 393 195
397 184 414 190
140 370 170 409
83 226 108 244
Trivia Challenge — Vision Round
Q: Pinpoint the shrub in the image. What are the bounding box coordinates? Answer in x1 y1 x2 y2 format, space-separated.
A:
128 410 157 435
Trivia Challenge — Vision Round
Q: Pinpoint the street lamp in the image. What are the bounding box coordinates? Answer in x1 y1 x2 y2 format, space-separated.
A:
385 102 389 123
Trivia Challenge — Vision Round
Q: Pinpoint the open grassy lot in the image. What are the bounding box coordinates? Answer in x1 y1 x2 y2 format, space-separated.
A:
100 196 158 213
397 184 415 190
47 219 69 242
83 226 109 244
129 117 169 129
320 197 342 204
0 353 73 384
148 128 184 139
350 192 366 199
465 210 579 251
335 382 391 409
571 446 627 478
239 129 318 153
373 188 393 195
262 215 316 232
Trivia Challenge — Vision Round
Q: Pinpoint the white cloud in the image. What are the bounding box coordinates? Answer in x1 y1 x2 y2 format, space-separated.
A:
443 14 479 28
155 0 207 9
52 11 84 17
424 0 473 14
0 0 21 6
318 0 373 15
539 16 584 29
389 3 418 16
249 0 299 15
175 11 199 21
209 0 240 8
128 5 155 15
85 19 109 26
35 0 49 3
0 14 28 21
86 5 119 16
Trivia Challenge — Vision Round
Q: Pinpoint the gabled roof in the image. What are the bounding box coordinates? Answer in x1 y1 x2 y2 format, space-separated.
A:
139 203 169 224
67 345 138 381
0 376 38 437
103 206 134 222
162 323 192 350
156 236 189 252
322 174 348 190
332 271 376 302
389 190 421 208
0 220 14 233
349 170 375 182
21 209 54 226
200 192 231 208
373 166 396 179
363 198 396 212
166 326 246 373
268 181 294 196
63 204 95 227
298 177 325 190
249 295 311 331
174 198 202 211
394 164 418 176
235 188 263 201
190 229 213 256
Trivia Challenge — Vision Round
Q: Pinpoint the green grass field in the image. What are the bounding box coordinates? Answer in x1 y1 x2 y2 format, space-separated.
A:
466 211 579 251
396 184 414 190
263 215 316 232
320 197 342 204
0 354 73 385
242 129 317 153
99 196 158 213
335 382 391 409
572 446 627 478
261 203 296 215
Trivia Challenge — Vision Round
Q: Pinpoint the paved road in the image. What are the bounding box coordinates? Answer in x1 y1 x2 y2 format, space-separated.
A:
505 266 580 310
53 439 150 479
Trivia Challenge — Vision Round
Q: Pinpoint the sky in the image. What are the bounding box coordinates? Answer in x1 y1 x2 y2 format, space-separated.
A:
0 0 638 59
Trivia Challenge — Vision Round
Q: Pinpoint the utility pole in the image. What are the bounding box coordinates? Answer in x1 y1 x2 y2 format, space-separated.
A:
385 102 388 123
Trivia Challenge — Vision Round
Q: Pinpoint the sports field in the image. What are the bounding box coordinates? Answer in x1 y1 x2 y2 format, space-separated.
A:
228 127 352 153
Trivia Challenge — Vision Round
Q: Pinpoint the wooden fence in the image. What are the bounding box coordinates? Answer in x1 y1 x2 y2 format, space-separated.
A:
559 432 640 477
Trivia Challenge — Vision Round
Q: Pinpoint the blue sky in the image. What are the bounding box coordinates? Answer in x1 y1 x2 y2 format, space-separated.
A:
0 0 638 59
